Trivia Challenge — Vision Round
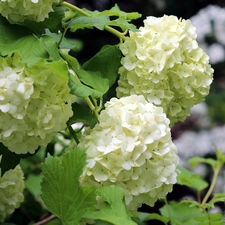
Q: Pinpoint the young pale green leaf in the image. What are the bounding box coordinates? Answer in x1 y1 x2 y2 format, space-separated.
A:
41 147 97 225
67 102 98 128
178 199 205 210
216 150 225 164
84 185 137 225
66 15 110 31
177 166 208 191
160 201 208 225
82 45 121 87
29 58 69 80
176 200 224 224
206 193 225 208
188 157 219 169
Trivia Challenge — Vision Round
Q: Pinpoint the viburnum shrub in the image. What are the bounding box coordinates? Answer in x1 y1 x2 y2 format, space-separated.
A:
0 1 224 225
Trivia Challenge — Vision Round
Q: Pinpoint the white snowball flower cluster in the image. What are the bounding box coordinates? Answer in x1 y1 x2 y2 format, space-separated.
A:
0 53 73 154
0 159 24 222
0 0 60 22
79 95 179 211
116 15 213 126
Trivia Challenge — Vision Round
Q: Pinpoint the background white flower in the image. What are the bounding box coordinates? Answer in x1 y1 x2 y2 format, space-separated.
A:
190 5 225 64
0 159 24 222
116 15 213 126
79 95 179 211
0 53 73 154
0 0 60 22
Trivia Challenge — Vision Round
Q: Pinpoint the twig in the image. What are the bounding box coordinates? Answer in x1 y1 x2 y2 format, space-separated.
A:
33 215 56 225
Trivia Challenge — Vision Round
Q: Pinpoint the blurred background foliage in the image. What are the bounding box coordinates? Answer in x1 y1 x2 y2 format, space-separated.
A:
3 0 225 224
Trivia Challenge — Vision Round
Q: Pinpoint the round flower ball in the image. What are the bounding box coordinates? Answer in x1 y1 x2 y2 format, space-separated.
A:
116 15 214 126
79 95 179 211
0 0 60 22
0 53 73 154
0 160 24 222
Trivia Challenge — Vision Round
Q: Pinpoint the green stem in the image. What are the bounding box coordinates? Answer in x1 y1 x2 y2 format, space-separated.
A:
62 1 90 16
62 1 127 40
68 125 80 144
57 28 68 47
201 166 221 206
85 97 99 121
104 25 127 41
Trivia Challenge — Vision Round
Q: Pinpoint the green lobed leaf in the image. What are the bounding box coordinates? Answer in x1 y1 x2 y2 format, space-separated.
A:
67 102 98 128
85 4 141 21
84 185 137 225
76 68 109 95
177 166 208 191
41 147 97 225
82 45 121 87
83 4 141 32
61 52 106 98
39 35 61 61
30 58 69 79
60 51 81 70
65 15 110 31
107 18 139 32
0 15 49 66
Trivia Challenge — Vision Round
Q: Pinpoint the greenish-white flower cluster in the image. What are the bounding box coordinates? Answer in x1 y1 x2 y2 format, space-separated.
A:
79 95 179 211
0 53 73 154
116 15 213 126
0 0 60 22
0 159 24 222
